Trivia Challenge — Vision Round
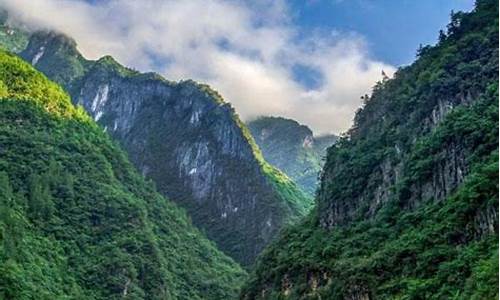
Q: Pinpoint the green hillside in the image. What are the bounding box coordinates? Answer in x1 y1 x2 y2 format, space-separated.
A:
11 29 312 267
248 116 337 196
0 50 246 299
242 1 498 299
0 10 28 53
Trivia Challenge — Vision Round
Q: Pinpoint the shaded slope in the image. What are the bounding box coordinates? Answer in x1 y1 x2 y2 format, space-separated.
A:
242 1 498 298
13 30 312 267
247 116 337 196
0 50 246 299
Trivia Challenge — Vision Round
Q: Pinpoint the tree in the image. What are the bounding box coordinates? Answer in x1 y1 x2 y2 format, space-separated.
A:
27 173 54 222
0 172 22 257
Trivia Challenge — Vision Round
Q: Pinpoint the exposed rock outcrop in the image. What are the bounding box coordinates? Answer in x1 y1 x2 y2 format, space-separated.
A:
19 31 311 267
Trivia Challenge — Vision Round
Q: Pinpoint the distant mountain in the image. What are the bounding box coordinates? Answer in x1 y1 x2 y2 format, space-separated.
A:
247 116 337 196
242 1 498 298
7 29 312 267
0 10 28 53
0 50 245 299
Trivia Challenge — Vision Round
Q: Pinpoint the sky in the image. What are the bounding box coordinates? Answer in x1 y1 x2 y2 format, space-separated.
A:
1 0 474 134
290 0 474 66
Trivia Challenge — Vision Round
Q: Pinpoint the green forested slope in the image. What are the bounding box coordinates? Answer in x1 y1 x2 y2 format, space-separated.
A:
0 11 313 266
0 10 28 53
0 50 246 299
248 116 337 196
9 28 312 267
242 1 498 299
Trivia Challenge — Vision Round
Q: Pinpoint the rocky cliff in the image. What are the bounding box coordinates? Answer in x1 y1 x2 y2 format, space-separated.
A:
247 116 337 196
0 49 246 299
242 1 499 298
316 3 498 228
15 30 312 267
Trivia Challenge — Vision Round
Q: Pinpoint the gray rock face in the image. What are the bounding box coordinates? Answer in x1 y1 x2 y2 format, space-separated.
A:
20 31 310 267
345 286 370 300
318 95 482 229
407 141 467 208
472 205 498 238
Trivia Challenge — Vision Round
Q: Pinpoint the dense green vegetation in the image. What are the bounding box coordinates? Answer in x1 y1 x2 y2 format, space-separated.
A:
0 50 246 299
0 10 28 53
248 116 337 196
244 152 498 299
235 115 314 219
12 28 313 268
242 1 498 298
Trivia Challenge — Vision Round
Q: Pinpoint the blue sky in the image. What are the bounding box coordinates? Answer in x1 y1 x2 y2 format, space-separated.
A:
289 0 474 65
4 0 477 133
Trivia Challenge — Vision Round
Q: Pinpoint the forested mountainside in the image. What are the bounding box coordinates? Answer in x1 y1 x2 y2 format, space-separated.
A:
0 50 246 299
242 1 499 299
0 26 312 267
0 10 27 53
248 116 337 196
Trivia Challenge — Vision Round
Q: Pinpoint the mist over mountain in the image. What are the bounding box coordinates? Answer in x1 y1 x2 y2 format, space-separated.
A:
12 28 312 268
242 1 499 298
0 1 497 299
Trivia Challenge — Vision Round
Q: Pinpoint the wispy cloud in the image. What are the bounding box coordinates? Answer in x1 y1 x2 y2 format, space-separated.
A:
1 0 395 134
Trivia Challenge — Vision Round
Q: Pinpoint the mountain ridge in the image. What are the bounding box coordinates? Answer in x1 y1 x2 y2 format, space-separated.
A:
247 116 337 196
0 49 246 299
10 28 312 267
241 1 498 298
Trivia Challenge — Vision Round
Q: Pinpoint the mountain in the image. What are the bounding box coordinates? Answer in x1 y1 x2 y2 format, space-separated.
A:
8 29 312 267
0 10 28 53
0 49 246 299
247 116 337 196
242 1 498 298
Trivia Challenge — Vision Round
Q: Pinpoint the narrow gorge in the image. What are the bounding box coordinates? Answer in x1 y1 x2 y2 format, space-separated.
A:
0 1 497 299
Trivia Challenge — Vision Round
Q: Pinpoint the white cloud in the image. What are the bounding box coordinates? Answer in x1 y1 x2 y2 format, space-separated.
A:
0 0 395 134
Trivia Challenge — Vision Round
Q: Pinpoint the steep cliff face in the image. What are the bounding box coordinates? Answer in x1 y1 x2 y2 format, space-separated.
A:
316 4 498 228
0 50 246 299
16 31 311 267
242 1 498 298
247 116 337 196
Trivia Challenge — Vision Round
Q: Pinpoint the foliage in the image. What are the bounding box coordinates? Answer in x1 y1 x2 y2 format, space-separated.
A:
0 50 87 119
92 73 312 267
242 1 499 298
0 50 246 299
247 116 337 197
235 116 314 218
0 10 28 53
244 151 498 299
13 28 313 268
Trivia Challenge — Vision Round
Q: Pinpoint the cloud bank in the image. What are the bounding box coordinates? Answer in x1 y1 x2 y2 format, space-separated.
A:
1 0 395 134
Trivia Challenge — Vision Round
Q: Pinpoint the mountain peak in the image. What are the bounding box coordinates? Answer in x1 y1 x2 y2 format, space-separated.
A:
0 48 246 299
242 1 499 297
248 115 338 196
15 29 312 267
